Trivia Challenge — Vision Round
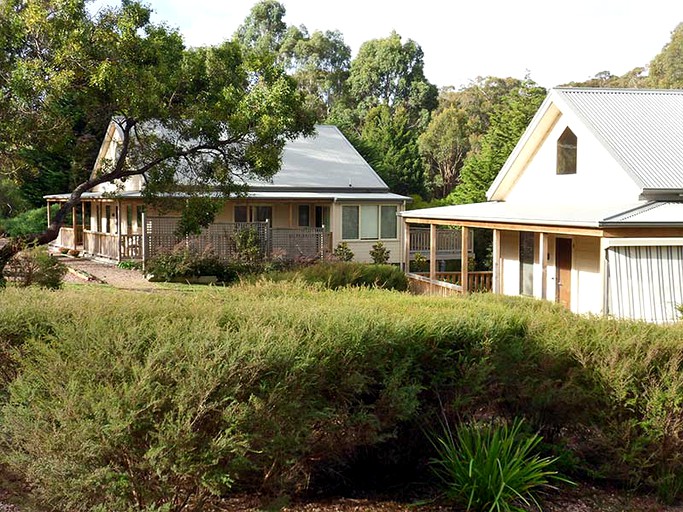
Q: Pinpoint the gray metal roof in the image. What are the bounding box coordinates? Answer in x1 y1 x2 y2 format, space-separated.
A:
246 191 408 201
245 125 389 191
398 200 679 228
555 88 683 191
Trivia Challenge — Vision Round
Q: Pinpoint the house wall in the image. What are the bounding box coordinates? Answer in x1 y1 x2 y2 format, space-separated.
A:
330 202 404 264
502 113 641 206
498 230 602 315
572 236 602 314
499 231 520 296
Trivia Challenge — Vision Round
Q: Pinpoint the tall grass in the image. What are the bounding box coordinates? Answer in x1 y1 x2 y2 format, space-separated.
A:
1 285 683 510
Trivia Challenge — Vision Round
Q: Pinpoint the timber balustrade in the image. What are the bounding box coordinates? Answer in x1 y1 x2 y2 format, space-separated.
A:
409 227 473 258
410 271 493 294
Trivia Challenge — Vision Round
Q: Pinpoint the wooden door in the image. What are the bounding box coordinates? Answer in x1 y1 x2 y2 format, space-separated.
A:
556 238 572 308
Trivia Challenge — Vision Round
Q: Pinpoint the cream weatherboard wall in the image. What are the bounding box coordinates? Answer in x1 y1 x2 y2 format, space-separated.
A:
498 231 602 315
499 231 520 296
502 113 641 205
331 202 403 264
572 236 601 315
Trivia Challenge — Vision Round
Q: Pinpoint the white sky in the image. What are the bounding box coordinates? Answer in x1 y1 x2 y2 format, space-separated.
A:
90 0 683 90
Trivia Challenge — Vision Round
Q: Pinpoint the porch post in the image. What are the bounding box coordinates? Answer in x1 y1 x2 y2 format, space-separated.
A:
540 232 549 299
71 207 77 250
461 226 469 294
320 224 326 260
403 221 410 272
429 224 437 293
141 209 147 271
599 237 609 315
46 200 51 226
116 201 122 262
492 229 500 294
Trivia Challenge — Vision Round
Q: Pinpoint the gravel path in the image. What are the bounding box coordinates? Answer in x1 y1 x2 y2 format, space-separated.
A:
59 255 157 290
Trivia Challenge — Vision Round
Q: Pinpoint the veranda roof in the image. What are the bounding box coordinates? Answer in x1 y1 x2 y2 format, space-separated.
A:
399 200 683 228
44 190 410 202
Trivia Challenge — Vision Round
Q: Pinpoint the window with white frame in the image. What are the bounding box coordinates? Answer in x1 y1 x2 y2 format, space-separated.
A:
342 205 397 240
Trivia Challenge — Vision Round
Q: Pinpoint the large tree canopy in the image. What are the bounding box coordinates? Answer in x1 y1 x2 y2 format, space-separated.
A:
344 30 437 126
329 31 437 197
0 0 314 276
418 106 470 199
287 29 351 119
649 23 683 88
448 79 546 205
234 0 351 120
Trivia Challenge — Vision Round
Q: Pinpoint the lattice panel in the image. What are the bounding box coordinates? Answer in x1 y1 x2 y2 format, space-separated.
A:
144 218 311 261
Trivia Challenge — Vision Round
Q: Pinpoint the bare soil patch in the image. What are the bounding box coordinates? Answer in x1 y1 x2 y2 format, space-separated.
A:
58 255 156 291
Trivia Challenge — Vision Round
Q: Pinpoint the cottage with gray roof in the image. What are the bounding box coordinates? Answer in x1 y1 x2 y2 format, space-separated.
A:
46 124 410 264
401 88 683 323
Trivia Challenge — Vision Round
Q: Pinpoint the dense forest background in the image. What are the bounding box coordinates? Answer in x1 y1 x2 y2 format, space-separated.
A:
1 0 682 219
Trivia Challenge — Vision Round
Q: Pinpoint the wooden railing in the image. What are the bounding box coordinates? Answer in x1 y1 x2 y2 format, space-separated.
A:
409 227 474 258
412 271 493 293
145 218 329 261
83 231 119 260
120 234 142 260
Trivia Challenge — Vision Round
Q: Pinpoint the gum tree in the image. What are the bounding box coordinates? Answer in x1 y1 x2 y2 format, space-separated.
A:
0 0 314 281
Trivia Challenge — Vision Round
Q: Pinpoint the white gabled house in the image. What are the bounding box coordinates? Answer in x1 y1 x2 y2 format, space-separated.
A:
46 124 411 264
401 88 683 323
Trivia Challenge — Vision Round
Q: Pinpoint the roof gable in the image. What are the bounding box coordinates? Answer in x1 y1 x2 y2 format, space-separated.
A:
556 88 683 192
487 88 683 201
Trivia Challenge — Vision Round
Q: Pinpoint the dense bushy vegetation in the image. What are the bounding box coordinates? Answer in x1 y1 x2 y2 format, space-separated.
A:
1 247 67 289
146 246 408 292
292 262 408 290
1 286 683 510
145 247 244 283
0 206 57 238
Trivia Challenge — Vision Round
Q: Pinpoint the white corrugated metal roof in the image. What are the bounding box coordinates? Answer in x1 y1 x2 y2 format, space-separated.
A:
399 200 672 228
602 201 683 226
555 88 683 191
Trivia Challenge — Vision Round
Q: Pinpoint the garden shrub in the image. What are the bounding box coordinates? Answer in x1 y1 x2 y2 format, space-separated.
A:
231 227 263 263
332 241 354 261
369 241 390 264
146 245 241 283
297 261 408 291
2 246 67 289
411 252 428 272
430 418 568 512
117 260 143 271
0 205 58 237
